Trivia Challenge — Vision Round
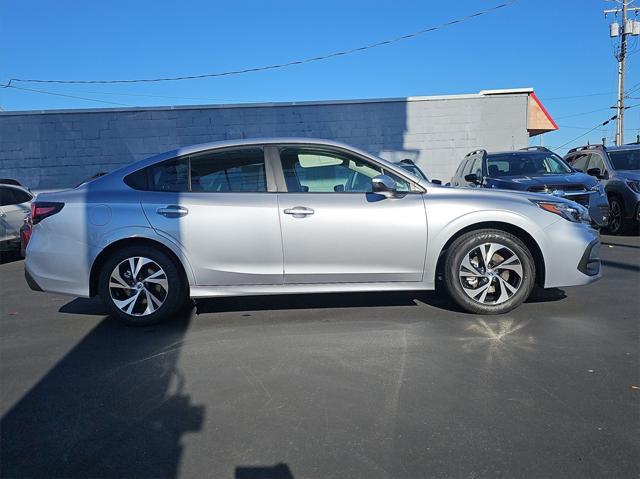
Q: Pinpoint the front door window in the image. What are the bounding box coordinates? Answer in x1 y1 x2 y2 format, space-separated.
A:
279 147 411 193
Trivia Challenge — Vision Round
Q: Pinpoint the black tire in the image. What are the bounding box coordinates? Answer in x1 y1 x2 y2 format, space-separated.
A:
607 196 628 235
444 229 536 315
98 245 187 326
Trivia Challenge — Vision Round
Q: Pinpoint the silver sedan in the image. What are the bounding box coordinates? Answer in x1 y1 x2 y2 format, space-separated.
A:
25 138 601 325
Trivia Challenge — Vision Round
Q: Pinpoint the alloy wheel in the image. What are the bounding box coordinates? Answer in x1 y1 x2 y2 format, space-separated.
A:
109 256 168 316
458 242 523 305
609 200 622 233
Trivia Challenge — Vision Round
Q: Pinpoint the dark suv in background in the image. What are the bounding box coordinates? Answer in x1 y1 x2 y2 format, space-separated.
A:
450 147 609 228
564 144 640 234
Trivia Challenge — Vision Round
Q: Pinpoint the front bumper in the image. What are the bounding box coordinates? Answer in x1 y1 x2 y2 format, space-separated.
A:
589 203 610 228
542 222 602 288
577 239 601 276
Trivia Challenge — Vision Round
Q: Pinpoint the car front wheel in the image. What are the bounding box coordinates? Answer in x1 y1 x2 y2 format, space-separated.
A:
607 196 626 235
98 246 187 325
444 229 536 314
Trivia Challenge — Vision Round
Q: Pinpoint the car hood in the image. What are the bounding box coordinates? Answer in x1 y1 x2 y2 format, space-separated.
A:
614 170 640 181
488 173 596 190
435 183 579 205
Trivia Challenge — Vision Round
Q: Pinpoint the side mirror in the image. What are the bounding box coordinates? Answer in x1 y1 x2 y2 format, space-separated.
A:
431 179 442 185
464 173 481 185
586 167 603 179
371 174 397 198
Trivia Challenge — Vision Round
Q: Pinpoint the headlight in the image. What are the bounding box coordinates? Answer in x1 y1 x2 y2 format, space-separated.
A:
590 182 606 197
532 200 591 224
626 179 640 194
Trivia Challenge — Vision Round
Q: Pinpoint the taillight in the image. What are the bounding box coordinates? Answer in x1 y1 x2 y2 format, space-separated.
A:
31 202 64 224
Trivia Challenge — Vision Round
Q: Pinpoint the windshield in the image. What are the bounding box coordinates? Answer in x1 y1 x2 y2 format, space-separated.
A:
486 152 572 177
608 149 640 171
398 164 428 180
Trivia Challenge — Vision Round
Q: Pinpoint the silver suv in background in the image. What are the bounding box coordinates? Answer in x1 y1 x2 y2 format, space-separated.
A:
25 138 601 325
564 144 640 234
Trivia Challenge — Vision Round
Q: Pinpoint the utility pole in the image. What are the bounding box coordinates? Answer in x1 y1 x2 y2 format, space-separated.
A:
605 1 640 146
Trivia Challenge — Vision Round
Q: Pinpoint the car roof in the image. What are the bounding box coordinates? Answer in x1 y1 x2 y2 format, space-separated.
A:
126 137 406 173
91 137 431 190
151 137 375 160
566 143 640 154
603 144 640 151
485 150 557 156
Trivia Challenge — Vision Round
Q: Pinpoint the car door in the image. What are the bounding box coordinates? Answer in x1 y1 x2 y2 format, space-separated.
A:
0 186 32 244
465 156 484 187
275 144 427 284
140 146 283 286
568 153 590 172
587 153 607 178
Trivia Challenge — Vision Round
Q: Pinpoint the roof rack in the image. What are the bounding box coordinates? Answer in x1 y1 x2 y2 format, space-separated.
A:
520 146 551 152
566 144 606 155
464 149 487 158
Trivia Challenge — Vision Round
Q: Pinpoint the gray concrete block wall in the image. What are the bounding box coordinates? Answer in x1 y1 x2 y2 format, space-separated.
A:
0 94 529 189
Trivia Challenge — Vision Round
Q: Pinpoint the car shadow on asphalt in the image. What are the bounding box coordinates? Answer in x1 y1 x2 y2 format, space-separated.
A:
0 308 205 478
58 286 567 320
235 463 295 479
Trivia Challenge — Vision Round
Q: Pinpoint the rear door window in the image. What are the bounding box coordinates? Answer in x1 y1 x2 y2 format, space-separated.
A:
149 158 190 192
190 147 266 192
0 187 32 206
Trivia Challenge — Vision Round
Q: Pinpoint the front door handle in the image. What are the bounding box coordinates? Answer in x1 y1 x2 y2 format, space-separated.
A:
283 206 314 218
156 205 189 218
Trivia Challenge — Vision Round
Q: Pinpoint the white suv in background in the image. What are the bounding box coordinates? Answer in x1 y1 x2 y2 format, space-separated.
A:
0 183 33 256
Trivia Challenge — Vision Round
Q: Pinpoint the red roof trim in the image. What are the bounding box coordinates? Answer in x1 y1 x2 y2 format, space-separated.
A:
530 91 559 130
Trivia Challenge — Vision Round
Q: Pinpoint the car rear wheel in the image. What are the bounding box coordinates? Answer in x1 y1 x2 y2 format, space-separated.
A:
444 229 536 314
98 246 187 325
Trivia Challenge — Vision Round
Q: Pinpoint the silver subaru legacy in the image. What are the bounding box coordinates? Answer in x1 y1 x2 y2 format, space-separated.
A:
24 138 601 325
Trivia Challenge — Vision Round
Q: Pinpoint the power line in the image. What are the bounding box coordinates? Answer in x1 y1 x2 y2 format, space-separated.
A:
555 115 617 149
558 124 639 130
8 86 259 103
6 85 130 106
542 92 614 101
555 103 640 149
0 1 517 87
555 107 613 120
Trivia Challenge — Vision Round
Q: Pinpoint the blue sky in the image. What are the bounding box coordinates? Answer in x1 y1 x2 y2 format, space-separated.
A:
1 0 639 151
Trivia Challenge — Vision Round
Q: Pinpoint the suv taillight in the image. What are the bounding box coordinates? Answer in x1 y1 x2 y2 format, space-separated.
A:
31 202 64 224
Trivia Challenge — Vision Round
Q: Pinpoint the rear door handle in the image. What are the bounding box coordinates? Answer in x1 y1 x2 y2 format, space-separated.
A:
283 206 314 217
156 205 189 218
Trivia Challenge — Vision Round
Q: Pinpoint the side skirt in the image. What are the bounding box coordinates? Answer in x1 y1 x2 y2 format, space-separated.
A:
190 282 431 298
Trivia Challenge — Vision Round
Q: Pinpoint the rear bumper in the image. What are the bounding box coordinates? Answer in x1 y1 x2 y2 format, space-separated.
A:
24 267 43 292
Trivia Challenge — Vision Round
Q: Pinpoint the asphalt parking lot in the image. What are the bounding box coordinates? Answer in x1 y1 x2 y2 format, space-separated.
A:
1 234 639 479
